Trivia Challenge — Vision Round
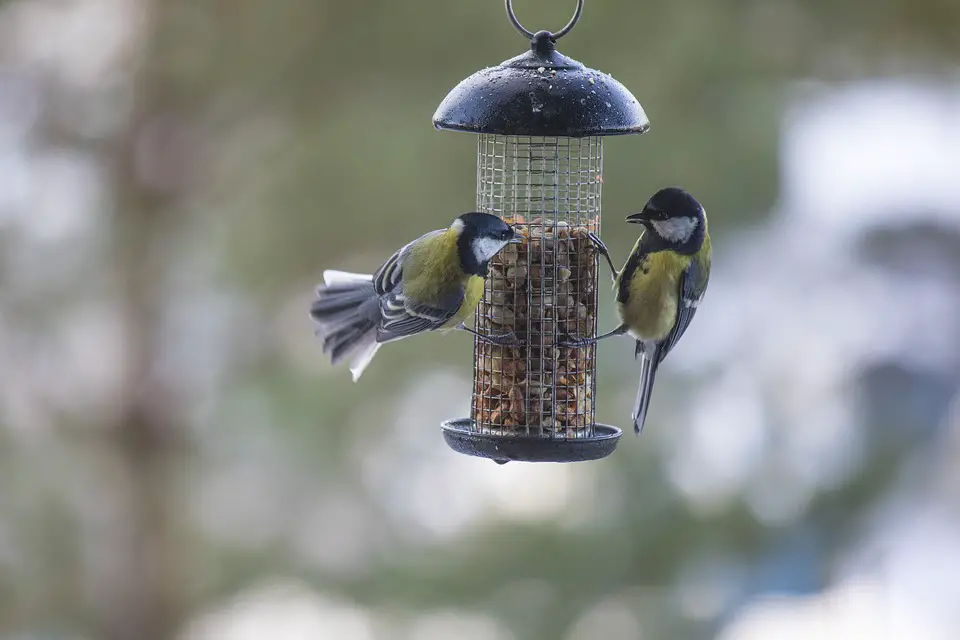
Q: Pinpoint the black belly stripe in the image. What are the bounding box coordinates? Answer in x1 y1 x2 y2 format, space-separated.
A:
617 251 649 304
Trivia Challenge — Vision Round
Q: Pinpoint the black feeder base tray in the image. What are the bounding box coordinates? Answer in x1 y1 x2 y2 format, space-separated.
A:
441 418 622 464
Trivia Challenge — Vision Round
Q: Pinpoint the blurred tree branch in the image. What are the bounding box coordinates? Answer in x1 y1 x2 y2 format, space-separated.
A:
94 1 200 639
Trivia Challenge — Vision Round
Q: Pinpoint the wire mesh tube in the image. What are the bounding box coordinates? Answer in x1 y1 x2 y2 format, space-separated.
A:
471 135 602 438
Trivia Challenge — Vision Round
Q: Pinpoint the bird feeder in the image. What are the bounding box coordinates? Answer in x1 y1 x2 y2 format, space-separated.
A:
436 0 649 464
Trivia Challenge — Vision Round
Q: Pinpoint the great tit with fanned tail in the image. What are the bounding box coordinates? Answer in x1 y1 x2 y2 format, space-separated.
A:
564 187 712 434
310 212 523 381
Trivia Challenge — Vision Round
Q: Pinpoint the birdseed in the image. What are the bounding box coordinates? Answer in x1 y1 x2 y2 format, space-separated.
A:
472 218 599 436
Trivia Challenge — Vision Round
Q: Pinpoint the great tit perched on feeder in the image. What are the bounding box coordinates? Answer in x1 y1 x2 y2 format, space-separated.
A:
310 212 523 381
564 187 712 434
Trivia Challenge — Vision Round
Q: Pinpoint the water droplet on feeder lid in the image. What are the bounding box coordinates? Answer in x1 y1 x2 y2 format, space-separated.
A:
605 102 612 108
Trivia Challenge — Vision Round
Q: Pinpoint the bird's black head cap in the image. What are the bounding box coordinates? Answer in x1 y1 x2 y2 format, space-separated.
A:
454 212 519 276
627 187 706 255
642 187 703 221
455 212 515 239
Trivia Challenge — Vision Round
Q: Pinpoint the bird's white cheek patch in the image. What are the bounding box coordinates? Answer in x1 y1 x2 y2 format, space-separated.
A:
474 238 508 263
652 217 698 243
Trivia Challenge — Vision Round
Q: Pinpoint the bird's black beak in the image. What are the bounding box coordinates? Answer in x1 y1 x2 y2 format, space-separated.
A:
625 211 650 225
507 227 524 243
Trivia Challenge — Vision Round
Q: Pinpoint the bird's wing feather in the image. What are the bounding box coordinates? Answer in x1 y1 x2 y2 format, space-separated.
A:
657 254 710 362
376 285 464 343
372 230 444 296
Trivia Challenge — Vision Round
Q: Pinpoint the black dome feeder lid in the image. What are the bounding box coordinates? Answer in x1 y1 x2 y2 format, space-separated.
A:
433 0 649 138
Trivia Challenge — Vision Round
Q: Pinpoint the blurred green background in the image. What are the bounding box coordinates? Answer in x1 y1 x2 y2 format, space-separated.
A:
2 1 960 639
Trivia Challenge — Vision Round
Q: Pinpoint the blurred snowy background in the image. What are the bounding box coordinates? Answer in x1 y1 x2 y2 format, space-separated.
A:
1 1 959 639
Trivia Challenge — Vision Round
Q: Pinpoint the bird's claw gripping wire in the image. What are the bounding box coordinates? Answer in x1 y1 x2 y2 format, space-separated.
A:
559 325 629 348
586 231 619 282
457 323 522 347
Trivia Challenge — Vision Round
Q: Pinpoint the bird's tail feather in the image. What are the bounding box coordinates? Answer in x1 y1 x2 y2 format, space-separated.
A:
632 350 660 435
322 270 374 286
310 270 381 381
347 336 381 383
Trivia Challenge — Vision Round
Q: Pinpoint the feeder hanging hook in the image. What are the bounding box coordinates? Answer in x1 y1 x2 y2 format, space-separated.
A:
505 0 584 42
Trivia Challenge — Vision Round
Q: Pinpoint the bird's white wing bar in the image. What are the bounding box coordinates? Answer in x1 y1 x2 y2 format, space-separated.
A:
376 286 464 343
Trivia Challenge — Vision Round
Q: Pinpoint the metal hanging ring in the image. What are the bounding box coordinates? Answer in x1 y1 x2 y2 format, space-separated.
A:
505 0 584 41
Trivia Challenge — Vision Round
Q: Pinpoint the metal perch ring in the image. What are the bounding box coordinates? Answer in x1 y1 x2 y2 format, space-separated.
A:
505 0 584 41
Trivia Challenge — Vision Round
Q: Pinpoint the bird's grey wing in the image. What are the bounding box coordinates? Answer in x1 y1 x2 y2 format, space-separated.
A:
376 284 464 343
371 229 445 296
657 256 710 362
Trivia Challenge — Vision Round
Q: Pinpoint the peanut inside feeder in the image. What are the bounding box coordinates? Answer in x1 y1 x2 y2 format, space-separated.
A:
472 218 598 437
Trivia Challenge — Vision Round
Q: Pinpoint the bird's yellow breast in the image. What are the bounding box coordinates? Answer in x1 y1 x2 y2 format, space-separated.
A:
451 275 485 326
617 250 691 341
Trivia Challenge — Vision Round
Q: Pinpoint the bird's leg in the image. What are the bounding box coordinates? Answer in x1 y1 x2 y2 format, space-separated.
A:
559 324 629 348
586 231 619 282
456 323 521 347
